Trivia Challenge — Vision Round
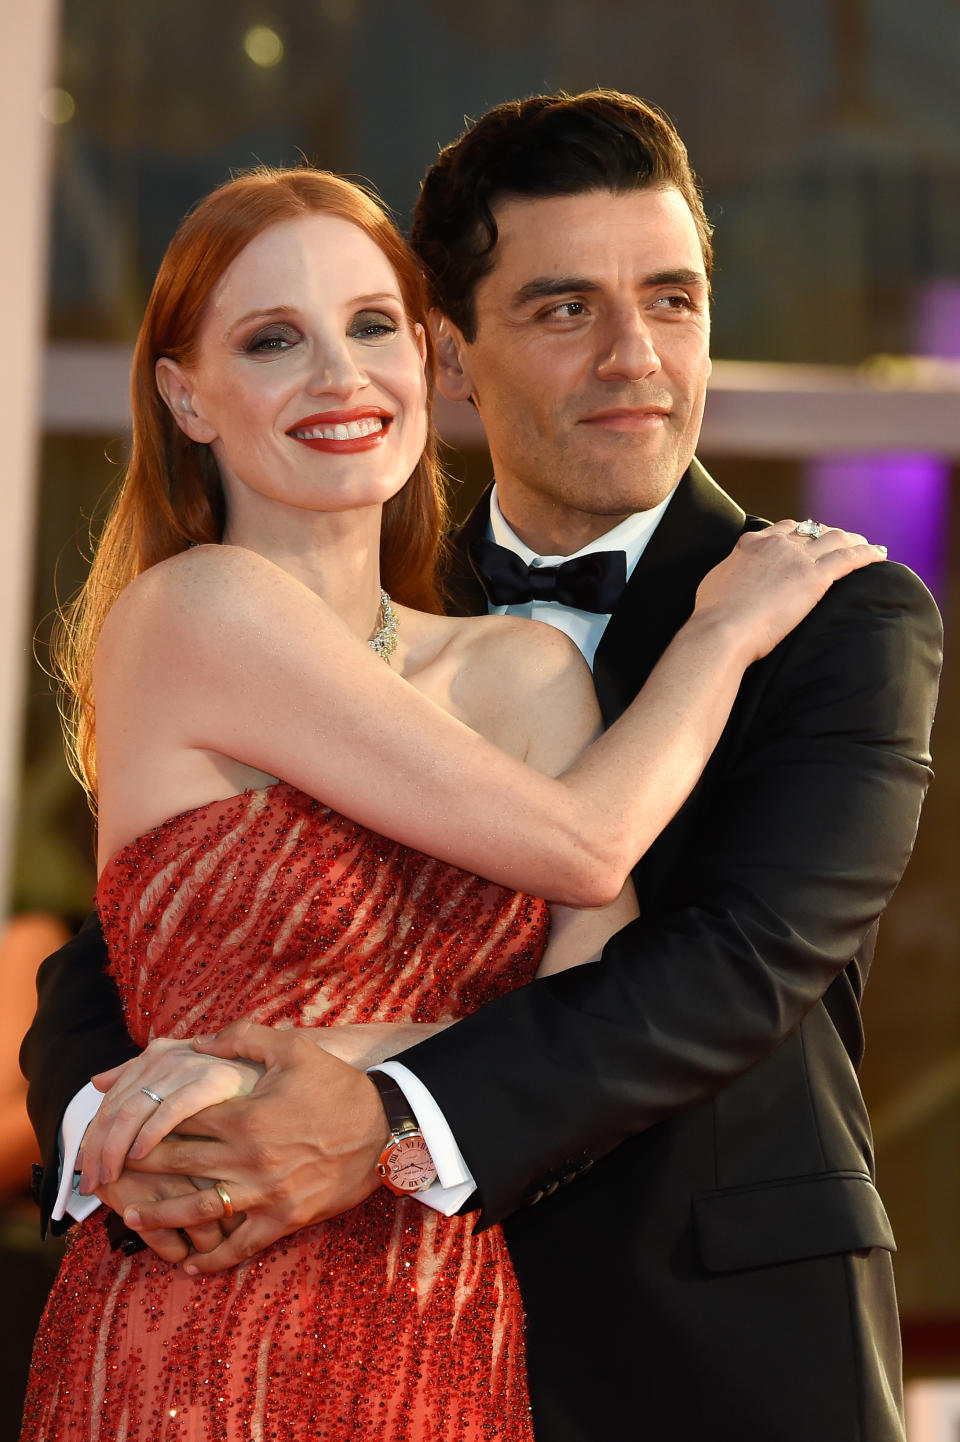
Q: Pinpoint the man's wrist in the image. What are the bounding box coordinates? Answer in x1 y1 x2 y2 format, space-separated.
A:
368 1071 438 1195
367 1062 477 1215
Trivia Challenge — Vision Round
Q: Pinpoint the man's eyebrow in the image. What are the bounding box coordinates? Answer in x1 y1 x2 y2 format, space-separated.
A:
511 269 707 308
511 278 599 307
644 268 706 289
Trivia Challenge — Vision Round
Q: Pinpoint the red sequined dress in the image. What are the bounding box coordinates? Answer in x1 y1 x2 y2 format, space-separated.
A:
23 783 547 1441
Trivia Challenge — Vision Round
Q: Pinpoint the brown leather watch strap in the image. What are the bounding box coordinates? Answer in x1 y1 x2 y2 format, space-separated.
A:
368 1070 419 1138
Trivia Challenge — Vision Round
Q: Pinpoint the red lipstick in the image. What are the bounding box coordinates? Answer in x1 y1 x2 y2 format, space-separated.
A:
287 407 392 454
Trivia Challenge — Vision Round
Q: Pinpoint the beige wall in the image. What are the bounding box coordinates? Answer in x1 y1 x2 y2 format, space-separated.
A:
0 0 59 919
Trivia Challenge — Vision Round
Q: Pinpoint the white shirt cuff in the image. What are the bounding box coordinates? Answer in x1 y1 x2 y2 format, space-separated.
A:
53 1081 104 1222
370 1060 477 1216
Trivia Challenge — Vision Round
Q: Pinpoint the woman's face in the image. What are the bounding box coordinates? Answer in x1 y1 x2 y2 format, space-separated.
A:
160 212 428 527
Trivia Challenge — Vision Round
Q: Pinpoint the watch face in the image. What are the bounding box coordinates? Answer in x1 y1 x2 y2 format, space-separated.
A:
378 1135 437 1194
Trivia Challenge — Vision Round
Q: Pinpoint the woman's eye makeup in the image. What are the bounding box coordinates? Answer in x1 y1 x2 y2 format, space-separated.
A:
350 309 400 340
238 310 402 352
244 323 300 354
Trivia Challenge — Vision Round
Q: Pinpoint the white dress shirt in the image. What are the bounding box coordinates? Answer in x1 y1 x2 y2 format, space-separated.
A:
483 483 675 666
57 483 678 1223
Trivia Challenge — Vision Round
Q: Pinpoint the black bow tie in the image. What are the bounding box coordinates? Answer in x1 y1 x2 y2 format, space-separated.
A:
469 537 628 614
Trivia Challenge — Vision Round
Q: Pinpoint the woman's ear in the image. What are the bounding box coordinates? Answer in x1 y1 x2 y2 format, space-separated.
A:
428 311 474 404
155 358 217 444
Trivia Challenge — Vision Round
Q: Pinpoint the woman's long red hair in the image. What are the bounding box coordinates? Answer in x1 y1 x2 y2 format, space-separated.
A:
54 168 448 803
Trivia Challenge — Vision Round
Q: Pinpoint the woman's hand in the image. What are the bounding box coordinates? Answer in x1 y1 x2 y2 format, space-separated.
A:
79 1037 264 1193
80 1023 446 1194
693 520 887 661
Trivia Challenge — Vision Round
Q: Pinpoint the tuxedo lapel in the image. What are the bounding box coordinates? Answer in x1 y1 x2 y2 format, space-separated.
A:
593 460 750 724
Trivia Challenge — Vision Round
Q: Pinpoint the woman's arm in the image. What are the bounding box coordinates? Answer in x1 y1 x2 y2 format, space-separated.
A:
502 629 642 976
87 637 635 1179
95 524 884 907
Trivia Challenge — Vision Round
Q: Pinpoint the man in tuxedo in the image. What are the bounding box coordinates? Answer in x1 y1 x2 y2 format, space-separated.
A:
22 92 941 1440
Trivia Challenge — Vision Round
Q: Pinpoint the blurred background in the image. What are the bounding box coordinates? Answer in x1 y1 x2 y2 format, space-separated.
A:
2 0 958 1432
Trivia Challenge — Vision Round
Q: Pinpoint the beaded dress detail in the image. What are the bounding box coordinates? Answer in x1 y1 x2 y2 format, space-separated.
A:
23 783 546 1441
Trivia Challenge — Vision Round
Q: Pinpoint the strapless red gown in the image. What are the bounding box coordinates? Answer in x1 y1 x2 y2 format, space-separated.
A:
22 783 547 1441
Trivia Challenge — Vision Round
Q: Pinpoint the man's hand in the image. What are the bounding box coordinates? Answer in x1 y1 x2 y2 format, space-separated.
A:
121 1022 390 1275
96 1169 238 1263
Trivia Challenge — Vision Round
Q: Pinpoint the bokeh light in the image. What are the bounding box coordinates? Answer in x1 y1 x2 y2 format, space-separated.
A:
243 25 284 68
39 88 75 124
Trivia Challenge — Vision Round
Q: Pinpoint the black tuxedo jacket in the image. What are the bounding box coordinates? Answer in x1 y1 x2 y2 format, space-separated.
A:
401 462 941 1440
22 463 941 1441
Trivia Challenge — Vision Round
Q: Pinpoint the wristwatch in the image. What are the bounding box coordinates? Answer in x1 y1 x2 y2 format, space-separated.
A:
369 1071 438 1196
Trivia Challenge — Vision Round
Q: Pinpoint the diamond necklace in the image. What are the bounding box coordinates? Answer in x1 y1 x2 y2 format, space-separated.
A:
367 588 399 664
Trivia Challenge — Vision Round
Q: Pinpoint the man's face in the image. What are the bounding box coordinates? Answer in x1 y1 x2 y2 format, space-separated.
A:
435 186 711 553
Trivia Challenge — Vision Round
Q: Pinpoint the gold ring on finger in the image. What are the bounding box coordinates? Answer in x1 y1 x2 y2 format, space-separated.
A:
213 1181 234 1219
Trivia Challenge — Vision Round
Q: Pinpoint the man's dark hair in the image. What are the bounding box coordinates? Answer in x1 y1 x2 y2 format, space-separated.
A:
410 89 713 342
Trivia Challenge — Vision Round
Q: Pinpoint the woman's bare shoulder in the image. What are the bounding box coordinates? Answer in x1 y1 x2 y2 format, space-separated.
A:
97 545 310 650
107 544 291 611
417 612 600 769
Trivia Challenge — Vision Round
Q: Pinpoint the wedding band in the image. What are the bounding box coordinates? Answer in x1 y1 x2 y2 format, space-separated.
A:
140 1087 164 1105
214 1181 234 1219
795 519 825 538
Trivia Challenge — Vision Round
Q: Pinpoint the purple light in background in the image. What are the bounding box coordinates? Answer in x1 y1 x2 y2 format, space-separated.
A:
805 454 948 601
804 277 958 604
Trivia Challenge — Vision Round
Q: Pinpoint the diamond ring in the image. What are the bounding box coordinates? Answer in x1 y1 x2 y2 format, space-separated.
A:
795 519 825 539
139 1087 163 1105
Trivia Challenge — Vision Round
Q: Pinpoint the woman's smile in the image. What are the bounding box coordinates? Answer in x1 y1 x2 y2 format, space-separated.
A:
287 406 393 452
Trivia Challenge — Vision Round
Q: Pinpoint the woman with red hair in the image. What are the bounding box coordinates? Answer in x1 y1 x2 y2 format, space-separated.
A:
22 168 879 1440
